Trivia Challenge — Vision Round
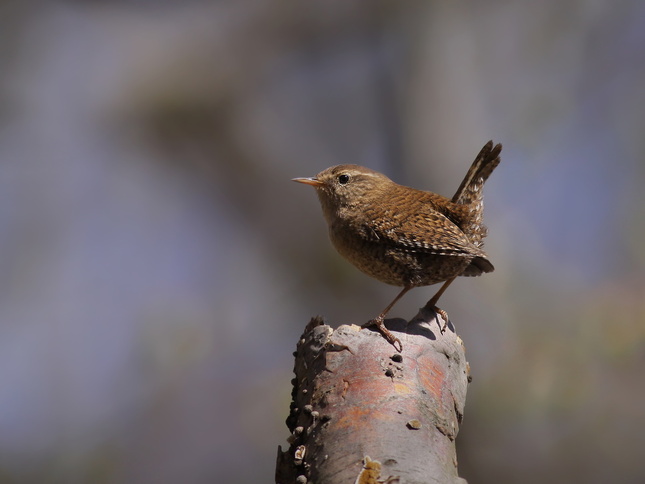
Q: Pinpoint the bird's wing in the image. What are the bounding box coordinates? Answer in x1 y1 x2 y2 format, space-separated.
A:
363 205 487 259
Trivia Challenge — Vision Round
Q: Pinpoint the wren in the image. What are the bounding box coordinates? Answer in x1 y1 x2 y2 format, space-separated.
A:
293 141 502 351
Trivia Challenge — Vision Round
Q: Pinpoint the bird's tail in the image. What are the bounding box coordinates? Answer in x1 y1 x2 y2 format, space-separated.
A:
452 140 502 205
452 141 502 248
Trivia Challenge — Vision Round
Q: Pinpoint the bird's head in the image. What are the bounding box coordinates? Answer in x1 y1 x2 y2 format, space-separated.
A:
293 165 393 222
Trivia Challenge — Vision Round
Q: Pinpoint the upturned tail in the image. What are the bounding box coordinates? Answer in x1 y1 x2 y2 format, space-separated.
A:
452 141 502 249
452 140 502 205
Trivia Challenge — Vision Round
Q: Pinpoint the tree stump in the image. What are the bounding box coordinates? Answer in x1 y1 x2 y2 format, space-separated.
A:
276 307 470 484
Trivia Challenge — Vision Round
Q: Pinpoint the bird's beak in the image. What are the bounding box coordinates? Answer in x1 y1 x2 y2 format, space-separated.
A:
292 177 324 187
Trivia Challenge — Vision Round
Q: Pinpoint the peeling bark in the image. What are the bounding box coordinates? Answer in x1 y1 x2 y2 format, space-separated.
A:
276 307 470 484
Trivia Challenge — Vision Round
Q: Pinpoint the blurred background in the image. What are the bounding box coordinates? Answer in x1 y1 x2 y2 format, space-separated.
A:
1 1 644 483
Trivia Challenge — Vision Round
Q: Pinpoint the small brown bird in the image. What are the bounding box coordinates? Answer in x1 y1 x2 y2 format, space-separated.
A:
293 141 501 351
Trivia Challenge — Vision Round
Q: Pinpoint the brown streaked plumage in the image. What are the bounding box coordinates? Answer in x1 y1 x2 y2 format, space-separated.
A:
293 141 502 351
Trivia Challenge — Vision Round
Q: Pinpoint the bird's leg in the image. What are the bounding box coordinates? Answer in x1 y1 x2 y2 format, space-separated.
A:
362 286 411 352
423 276 457 333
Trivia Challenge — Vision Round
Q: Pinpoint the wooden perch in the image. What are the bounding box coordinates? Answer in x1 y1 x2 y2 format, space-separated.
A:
275 308 470 484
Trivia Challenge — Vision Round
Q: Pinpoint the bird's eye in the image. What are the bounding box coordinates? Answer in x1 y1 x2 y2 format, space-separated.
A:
338 174 350 185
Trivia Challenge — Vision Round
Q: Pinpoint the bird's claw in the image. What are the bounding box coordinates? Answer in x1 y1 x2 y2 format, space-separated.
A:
434 307 450 334
363 318 403 352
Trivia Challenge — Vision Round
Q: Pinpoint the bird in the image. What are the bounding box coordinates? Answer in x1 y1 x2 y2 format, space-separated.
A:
293 141 502 351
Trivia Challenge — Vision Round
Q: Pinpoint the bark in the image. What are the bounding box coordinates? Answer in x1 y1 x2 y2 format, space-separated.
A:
276 307 470 484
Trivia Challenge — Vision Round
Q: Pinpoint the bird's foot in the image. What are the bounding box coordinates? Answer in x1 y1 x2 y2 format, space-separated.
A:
422 304 450 333
362 317 403 352
431 306 450 334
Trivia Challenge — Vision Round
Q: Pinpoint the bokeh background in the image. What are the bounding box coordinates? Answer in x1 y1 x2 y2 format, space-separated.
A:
1 1 645 483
